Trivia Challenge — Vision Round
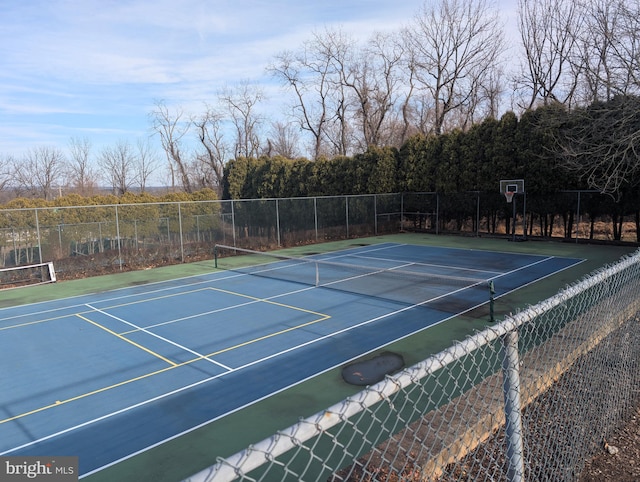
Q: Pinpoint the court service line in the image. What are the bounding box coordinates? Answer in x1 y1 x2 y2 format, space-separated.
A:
87 287 214 311
350 253 504 276
0 278 221 323
0 268 272 324
84 303 232 371
119 298 262 334
494 255 559 280
120 285 328 335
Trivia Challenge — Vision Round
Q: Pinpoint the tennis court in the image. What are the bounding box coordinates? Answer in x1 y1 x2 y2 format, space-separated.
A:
0 241 582 478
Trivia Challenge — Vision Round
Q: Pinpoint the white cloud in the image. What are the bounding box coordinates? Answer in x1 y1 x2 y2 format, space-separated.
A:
0 0 427 157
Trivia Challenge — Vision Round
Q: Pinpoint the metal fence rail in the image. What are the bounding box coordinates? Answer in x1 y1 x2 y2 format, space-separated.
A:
0 194 403 274
184 249 640 482
1 191 637 277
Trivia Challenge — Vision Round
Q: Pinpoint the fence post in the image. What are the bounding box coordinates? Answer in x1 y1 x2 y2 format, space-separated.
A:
501 329 525 482
35 208 43 264
231 200 237 247
314 197 318 242
401 192 404 231
476 192 481 237
576 191 581 243
374 194 378 236
276 199 281 247
178 203 185 262
115 205 123 270
436 193 440 235
345 196 350 238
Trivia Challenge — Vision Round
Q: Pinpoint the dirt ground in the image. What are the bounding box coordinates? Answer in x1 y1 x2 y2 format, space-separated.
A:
579 405 640 481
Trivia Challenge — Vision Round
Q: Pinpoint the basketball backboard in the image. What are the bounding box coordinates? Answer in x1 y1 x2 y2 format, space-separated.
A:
499 179 525 194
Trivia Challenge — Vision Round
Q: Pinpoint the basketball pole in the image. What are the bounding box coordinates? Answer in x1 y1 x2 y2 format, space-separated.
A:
522 192 527 240
512 195 517 242
500 180 526 242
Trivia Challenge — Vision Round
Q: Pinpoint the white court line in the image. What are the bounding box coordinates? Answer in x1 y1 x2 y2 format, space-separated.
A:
124 297 264 332
349 253 504 276
3 268 473 459
84 303 232 371
0 244 403 323
2 254 583 472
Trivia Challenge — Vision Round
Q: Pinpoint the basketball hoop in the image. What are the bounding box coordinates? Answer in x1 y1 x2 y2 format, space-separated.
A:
504 191 515 203
500 179 524 204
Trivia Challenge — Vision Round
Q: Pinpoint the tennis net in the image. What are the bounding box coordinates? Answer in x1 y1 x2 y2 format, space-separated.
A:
214 244 491 307
0 261 57 289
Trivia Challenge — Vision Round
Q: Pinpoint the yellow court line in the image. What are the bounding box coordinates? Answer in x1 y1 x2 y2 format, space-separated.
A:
76 314 177 366
149 285 333 361
194 314 331 358
0 312 332 426
0 363 179 425
1 289 332 425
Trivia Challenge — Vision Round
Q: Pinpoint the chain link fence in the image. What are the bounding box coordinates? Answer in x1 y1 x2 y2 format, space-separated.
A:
0 194 403 276
184 249 640 482
1 191 637 278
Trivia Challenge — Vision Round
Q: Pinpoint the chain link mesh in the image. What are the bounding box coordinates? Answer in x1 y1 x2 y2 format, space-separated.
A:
184 249 640 482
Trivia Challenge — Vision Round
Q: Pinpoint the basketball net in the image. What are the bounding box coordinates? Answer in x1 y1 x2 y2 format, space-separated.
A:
505 191 515 203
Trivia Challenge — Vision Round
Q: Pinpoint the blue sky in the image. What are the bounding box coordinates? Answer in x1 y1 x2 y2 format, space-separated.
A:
1 0 517 162
0 1 419 155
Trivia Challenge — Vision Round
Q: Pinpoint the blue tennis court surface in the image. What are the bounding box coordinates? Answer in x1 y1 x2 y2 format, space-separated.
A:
0 243 582 477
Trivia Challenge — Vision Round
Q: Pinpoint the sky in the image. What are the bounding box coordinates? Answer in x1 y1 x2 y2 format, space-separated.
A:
0 0 518 166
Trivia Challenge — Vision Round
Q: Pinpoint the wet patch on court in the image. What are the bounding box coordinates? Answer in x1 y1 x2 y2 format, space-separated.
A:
342 351 404 386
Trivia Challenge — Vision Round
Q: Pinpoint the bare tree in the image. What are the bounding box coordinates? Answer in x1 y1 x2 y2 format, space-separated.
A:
264 121 301 159
150 100 194 193
397 55 420 144
403 0 504 135
541 1 640 202
12 146 66 199
559 96 640 201
517 0 583 109
478 66 507 120
616 0 640 93
219 82 264 159
575 0 640 103
67 137 99 195
135 138 159 192
342 31 406 150
269 41 334 160
310 28 354 156
0 154 13 192
98 140 137 195
458 63 507 128
192 105 229 196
